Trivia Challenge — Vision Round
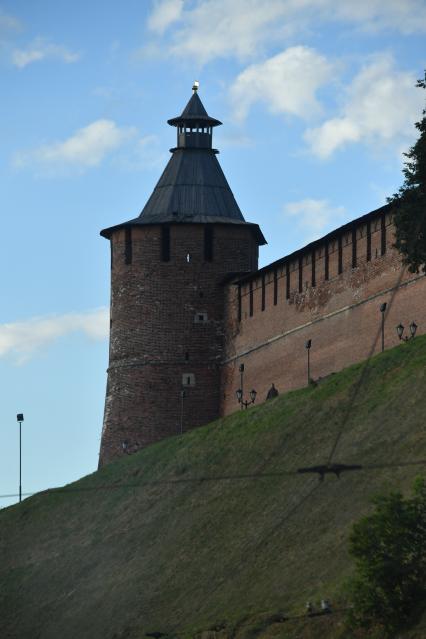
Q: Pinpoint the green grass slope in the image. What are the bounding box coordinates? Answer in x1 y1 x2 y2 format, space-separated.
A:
1 337 426 639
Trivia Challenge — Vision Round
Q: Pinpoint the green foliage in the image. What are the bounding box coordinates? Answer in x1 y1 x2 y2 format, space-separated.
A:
390 73 426 273
347 479 426 636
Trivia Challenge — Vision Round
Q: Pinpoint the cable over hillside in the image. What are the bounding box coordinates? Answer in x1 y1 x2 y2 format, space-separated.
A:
1 336 426 639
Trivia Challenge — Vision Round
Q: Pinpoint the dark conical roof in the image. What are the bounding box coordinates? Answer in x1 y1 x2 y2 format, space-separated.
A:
137 147 244 223
181 92 209 117
168 92 222 127
101 89 265 245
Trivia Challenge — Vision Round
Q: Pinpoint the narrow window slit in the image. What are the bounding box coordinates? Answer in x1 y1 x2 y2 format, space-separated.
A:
204 227 213 262
161 226 170 262
381 214 386 255
366 221 372 262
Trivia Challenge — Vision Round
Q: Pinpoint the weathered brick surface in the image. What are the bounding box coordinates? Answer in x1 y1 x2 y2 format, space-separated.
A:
221 213 426 416
100 208 426 466
99 223 258 466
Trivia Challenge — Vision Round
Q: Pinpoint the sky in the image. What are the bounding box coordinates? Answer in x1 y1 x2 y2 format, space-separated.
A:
1 0 425 508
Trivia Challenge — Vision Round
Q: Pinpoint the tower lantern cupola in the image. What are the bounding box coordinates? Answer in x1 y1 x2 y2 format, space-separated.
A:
100 84 266 238
167 81 222 151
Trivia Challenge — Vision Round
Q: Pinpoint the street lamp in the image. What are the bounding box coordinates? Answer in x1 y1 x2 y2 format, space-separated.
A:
236 363 257 409
180 389 186 434
16 413 24 503
305 339 312 385
396 321 417 342
236 387 257 409
380 302 387 353
239 363 244 399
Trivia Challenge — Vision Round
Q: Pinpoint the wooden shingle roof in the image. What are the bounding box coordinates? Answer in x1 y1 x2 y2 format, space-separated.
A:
101 90 265 245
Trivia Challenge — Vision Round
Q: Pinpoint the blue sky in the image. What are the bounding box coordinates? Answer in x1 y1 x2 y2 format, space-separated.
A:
1 0 424 507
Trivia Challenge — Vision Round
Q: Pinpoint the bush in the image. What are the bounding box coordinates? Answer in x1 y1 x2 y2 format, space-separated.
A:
346 479 426 636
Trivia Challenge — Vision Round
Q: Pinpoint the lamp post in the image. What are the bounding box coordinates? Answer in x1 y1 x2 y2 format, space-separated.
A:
236 387 257 409
16 413 24 503
236 363 257 409
396 321 417 342
239 363 244 406
305 339 312 385
380 302 387 353
180 389 186 434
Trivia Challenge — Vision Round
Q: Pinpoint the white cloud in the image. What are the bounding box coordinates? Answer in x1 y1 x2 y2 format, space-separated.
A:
305 55 424 158
147 0 184 34
283 198 346 243
0 308 109 364
230 47 334 122
13 119 137 172
167 0 294 64
331 0 426 34
144 0 426 65
12 38 80 68
118 134 168 171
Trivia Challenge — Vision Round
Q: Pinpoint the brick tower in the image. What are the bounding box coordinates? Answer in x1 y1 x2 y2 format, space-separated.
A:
98 84 265 467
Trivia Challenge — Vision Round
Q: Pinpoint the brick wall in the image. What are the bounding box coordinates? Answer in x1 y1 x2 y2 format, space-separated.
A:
221 210 426 416
99 207 426 465
99 222 258 466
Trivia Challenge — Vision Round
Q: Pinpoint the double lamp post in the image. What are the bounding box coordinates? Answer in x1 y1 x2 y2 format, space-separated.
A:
236 364 257 409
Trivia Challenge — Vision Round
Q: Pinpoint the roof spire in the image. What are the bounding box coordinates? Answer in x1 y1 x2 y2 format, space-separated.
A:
167 89 222 129
100 87 266 246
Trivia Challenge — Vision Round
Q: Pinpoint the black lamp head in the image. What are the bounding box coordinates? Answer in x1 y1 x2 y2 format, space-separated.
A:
396 323 404 339
16 413 24 422
409 321 418 337
250 389 257 402
380 302 387 313
236 388 243 401
305 339 312 349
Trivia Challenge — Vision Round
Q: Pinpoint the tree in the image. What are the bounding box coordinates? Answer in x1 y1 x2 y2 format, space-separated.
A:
390 73 426 273
346 479 426 636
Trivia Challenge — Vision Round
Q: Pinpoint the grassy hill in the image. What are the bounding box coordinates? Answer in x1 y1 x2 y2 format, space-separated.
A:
1 336 426 639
